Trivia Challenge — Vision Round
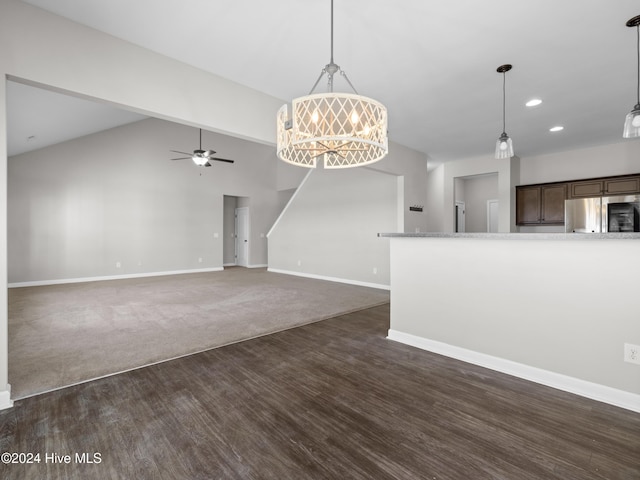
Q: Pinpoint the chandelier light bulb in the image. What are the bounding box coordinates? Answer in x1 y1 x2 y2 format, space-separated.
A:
633 114 640 128
500 141 508 151
351 111 359 124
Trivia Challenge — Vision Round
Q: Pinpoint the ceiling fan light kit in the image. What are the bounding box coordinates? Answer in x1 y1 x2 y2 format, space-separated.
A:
495 64 514 159
276 0 388 169
170 129 234 167
623 15 640 138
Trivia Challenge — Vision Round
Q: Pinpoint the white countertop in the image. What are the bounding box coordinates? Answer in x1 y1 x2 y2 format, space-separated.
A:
378 232 640 240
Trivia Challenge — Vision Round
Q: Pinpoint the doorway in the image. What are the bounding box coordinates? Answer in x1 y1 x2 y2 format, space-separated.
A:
235 207 249 267
455 201 466 233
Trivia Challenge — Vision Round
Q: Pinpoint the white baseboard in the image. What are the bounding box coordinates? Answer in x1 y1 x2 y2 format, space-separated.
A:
0 385 13 410
267 268 390 291
247 264 268 269
8 267 224 288
387 329 640 413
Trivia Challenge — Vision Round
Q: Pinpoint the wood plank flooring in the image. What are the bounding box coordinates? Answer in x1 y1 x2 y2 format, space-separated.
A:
1 303 639 479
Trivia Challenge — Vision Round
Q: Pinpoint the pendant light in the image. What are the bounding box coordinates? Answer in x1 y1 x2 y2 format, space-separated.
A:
276 0 388 169
623 15 640 138
495 64 514 159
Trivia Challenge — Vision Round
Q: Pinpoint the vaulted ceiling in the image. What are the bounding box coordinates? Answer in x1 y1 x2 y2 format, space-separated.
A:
11 0 640 166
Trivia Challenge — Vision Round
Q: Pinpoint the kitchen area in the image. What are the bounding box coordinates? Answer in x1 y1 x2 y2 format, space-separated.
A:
381 169 640 414
516 173 640 233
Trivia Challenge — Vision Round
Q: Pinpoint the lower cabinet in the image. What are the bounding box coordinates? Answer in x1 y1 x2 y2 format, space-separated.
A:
516 184 566 225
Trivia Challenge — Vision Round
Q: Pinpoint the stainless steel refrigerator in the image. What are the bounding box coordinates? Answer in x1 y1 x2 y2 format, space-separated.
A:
565 195 640 233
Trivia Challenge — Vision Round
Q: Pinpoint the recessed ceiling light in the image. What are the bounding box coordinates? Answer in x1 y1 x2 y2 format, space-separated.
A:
549 126 564 132
526 98 542 107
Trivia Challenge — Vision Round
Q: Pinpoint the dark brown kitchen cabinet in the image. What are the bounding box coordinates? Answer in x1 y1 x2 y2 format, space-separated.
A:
568 180 603 198
567 175 640 198
516 183 566 225
541 184 566 223
516 186 540 224
604 176 640 195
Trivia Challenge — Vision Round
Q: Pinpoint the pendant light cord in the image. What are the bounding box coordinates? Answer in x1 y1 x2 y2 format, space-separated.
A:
502 71 507 134
636 24 639 105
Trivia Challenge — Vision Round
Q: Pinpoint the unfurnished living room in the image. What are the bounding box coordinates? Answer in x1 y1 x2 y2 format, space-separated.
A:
1 1 640 479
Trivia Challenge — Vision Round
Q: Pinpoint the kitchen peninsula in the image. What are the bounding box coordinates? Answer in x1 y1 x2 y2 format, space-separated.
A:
379 232 640 412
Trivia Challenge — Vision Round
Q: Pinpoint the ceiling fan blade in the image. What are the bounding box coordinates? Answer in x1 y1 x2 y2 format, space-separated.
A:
170 150 193 156
210 157 235 164
170 157 191 161
204 162 212 167
204 149 217 156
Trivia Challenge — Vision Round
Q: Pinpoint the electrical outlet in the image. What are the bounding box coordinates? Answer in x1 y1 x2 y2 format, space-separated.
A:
624 343 640 365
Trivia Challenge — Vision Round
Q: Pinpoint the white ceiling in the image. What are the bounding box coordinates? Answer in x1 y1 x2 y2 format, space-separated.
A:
11 0 640 165
7 81 147 157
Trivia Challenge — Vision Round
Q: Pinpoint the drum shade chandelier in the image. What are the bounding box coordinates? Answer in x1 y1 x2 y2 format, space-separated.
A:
276 0 388 169
495 64 514 159
623 15 640 138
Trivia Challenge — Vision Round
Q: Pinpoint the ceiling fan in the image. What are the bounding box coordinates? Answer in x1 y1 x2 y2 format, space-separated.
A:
170 129 235 167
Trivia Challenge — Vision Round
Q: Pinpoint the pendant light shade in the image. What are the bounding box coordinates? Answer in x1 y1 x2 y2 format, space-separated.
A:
276 0 388 169
495 64 514 159
623 15 640 138
495 132 514 159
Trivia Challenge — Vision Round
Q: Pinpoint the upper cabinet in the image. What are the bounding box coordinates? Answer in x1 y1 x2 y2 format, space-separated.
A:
568 179 604 198
516 183 566 225
567 175 640 199
604 176 640 196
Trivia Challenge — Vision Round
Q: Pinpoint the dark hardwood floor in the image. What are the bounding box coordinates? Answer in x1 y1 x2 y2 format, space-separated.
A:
1 303 639 479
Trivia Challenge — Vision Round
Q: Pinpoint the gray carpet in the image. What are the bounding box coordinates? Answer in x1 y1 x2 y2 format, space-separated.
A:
9 268 389 399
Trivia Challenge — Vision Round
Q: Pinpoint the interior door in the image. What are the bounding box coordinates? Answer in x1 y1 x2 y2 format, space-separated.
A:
455 202 465 233
487 199 499 232
235 207 249 267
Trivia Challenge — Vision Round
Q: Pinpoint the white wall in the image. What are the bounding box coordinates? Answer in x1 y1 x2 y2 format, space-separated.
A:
268 141 428 288
426 164 445 232
0 78 8 408
520 140 640 185
268 167 397 288
388 236 640 412
223 196 238 265
367 142 429 234
8 118 284 283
